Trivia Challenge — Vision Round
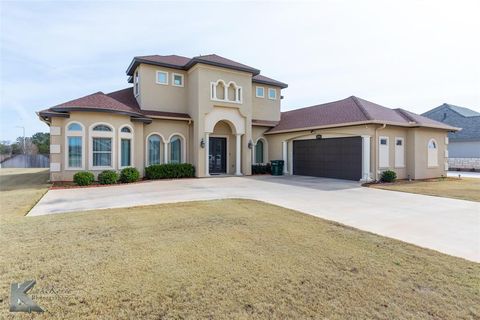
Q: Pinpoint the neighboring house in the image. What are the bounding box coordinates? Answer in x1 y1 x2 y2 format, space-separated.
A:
422 104 480 170
38 54 457 182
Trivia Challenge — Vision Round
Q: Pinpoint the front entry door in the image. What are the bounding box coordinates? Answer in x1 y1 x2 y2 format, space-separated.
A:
209 137 227 174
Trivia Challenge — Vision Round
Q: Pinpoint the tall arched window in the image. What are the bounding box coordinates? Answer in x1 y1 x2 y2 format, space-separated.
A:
119 126 133 168
65 122 84 169
170 135 182 164
148 134 162 165
91 123 114 168
427 139 438 167
255 140 264 164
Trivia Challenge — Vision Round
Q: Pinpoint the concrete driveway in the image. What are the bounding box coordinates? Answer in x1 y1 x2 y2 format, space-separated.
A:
29 175 480 262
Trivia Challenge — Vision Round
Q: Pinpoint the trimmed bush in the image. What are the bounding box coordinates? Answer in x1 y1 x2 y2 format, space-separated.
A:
252 163 272 175
145 163 195 180
119 167 140 183
380 170 397 183
98 170 118 185
73 171 95 186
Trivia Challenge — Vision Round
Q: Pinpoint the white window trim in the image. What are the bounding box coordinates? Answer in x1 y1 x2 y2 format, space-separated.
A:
145 132 166 167
210 79 243 104
89 122 115 170
394 137 405 168
268 88 277 100
156 71 169 85
253 137 268 164
378 136 389 169
65 121 85 170
118 125 134 169
167 133 187 163
255 86 265 98
172 73 184 87
134 71 140 97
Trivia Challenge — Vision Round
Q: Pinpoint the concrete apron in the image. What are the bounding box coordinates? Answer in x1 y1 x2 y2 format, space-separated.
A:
28 175 480 263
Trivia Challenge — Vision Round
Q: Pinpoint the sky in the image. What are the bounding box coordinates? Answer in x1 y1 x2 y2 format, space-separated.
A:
0 0 479 142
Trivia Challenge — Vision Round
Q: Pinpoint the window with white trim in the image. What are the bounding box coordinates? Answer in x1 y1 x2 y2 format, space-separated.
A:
119 126 133 168
172 73 184 87
169 135 183 164
210 80 243 103
134 71 139 96
256 86 265 98
427 139 438 167
394 137 405 168
66 122 84 169
379 136 389 168
255 140 264 163
268 88 277 100
91 124 114 169
156 71 168 85
148 134 162 165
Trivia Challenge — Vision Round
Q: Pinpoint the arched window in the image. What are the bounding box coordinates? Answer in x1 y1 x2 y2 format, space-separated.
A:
148 134 162 165
216 81 225 100
255 140 264 164
170 135 182 164
90 123 114 169
227 83 236 101
93 124 112 132
119 126 133 168
427 139 438 167
65 122 84 169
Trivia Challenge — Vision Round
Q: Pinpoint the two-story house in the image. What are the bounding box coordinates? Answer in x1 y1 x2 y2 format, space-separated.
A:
38 54 457 182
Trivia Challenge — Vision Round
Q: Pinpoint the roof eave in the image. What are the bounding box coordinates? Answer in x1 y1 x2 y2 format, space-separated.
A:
252 79 288 89
185 59 260 76
51 106 143 118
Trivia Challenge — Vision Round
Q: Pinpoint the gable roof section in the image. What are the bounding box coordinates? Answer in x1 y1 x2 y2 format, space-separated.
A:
266 96 458 134
423 103 480 118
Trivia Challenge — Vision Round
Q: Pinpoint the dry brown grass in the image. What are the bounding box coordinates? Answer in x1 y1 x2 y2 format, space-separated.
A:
0 169 479 319
369 177 480 202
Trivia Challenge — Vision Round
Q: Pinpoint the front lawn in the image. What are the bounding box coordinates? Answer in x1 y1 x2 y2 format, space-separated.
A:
369 177 480 202
0 169 479 319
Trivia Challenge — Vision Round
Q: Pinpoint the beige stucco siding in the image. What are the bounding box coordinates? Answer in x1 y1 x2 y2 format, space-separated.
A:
252 84 281 121
137 64 188 113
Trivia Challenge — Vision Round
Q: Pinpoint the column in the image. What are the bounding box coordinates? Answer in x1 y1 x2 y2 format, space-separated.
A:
361 135 372 182
205 133 210 177
164 142 169 164
282 141 288 174
235 134 242 175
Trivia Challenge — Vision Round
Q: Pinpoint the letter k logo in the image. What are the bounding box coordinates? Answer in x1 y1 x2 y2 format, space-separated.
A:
10 280 44 313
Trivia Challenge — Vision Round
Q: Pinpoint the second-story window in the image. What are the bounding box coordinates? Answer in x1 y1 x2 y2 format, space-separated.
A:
256 86 265 98
172 73 184 87
134 71 139 96
156 71 168 85
211 80 242 103
268 88 277 100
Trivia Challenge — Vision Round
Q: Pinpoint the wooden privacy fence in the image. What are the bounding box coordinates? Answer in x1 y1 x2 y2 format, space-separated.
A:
0 154 50 168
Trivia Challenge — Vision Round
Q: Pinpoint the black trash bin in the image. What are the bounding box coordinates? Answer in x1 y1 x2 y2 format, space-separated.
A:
271 160 284 176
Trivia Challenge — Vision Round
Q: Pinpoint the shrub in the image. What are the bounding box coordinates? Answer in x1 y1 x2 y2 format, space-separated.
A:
380 170 397 183
252 163 272 175
145 163 195 180
98 170 118 185
73 171 95 186
119 167 140 183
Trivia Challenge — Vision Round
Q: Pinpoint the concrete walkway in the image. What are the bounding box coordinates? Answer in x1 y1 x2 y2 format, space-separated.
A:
29 175 480 262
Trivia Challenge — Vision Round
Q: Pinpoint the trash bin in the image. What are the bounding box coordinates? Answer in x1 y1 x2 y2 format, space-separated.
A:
271 160 284 176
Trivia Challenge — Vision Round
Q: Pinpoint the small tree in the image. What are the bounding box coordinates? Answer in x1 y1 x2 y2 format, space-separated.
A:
31 132 50 154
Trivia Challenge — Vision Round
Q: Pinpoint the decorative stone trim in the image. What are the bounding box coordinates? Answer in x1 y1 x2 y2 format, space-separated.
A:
50 126 61 136
50 144 60 154
50 162 61 172
448 158 480 170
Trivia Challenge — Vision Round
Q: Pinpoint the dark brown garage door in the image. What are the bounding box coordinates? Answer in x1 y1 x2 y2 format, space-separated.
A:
293 137 362 181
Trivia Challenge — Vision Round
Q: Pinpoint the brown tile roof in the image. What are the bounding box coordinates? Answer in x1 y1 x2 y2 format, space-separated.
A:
126 54 287 82
252 119 279 127
39 88 191 121
266 96 459 134
252 74 288 89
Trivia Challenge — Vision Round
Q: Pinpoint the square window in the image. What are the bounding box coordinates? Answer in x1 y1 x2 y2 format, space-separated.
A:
156 71 168 85
396 139 402 146
380 139 388 145
173 74 184 87
268 88 276 100
256 87 264 98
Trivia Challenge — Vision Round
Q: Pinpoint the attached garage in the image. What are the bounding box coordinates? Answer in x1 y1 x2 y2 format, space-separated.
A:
293 136 362 180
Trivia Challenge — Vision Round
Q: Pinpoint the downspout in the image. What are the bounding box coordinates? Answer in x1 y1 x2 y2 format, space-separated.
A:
374 123 387 181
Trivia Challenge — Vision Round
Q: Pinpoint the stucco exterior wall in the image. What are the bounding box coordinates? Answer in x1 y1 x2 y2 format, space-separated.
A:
252 84 281 121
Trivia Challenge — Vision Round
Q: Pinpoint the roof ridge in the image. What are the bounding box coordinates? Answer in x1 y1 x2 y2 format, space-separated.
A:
350 96 373 120
394 108 416 123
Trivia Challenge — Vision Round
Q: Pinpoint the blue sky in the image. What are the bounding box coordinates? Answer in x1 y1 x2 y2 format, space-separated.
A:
1 0 479 142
